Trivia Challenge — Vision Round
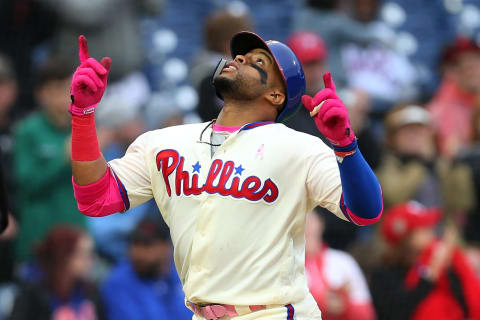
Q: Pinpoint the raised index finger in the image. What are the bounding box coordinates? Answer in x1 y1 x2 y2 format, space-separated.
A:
323 72 336 92
78 35 90 63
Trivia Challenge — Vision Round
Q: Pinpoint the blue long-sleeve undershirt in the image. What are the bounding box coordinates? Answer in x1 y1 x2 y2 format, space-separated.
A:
334 141 383 225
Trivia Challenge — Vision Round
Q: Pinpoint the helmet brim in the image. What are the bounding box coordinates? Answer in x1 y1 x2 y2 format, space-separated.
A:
231 31 271 58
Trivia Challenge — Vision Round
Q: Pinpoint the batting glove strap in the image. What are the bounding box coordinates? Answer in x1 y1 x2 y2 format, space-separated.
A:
69 103 98 117
333 140 358 158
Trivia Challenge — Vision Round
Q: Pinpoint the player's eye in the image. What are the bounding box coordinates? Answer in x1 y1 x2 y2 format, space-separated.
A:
256 58 265 66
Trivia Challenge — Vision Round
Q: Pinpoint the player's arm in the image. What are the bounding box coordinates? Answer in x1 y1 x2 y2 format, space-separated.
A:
303 73 383 225
69 36 128 217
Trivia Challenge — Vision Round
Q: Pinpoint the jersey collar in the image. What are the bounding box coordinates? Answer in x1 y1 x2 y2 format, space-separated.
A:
240 121 275 131
198 120 275 146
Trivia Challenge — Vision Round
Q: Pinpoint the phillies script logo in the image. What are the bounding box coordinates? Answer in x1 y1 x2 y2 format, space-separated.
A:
156 149 279 203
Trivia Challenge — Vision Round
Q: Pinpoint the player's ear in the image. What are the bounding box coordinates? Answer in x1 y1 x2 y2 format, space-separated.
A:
264 89 285 109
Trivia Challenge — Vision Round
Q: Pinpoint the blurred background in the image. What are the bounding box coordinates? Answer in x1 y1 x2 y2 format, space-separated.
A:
1 0 480 319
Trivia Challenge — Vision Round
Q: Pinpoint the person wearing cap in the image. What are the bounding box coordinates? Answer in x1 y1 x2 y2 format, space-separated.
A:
285 31 330 139
285 30 370 138
376 104 474 216
427 37 480 158
287 31 328 97
101 218 191 320
69 31 382 319
286 30 380 168
370 201 480 320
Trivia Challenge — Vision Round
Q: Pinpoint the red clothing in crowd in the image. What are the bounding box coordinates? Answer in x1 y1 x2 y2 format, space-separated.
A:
305 245 375 320
427 77 477 157
405 241 480 320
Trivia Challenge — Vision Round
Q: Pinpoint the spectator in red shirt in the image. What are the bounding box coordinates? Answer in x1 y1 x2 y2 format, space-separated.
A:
427 37 480 158
371 201 480 320
305 210 375 320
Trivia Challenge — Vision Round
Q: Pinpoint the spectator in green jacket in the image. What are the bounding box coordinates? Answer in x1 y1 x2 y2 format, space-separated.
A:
13 57 85 262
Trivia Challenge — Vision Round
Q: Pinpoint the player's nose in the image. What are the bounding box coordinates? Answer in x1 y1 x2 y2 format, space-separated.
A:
234 55 247 65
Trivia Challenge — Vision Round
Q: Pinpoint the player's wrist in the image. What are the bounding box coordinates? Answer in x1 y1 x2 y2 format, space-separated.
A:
69 103 98 117
332 139 357 157
319 118 356 149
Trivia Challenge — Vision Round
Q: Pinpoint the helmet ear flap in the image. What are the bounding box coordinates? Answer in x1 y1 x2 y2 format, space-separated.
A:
267 41 305 123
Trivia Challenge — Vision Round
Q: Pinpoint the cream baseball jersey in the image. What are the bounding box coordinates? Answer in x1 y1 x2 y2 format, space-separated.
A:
109 121 345 306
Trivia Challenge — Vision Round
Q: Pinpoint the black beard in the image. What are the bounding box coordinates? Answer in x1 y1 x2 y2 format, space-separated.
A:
213 72 264 101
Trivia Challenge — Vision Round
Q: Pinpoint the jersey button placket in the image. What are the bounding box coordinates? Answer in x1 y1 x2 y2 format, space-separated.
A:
214 132 237 157
201 198 213 237
189 195 214 275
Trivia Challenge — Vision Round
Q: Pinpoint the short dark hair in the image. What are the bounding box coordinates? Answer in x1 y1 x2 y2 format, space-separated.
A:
34 57 74 89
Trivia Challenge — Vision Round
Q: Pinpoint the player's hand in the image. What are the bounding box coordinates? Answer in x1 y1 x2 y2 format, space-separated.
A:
302 73 355 147
69 35 112 116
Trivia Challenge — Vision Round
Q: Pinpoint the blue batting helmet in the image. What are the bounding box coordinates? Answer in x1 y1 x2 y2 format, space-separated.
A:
215 31 306 123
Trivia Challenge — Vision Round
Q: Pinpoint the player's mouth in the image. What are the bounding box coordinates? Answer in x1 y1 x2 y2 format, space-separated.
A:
221 61 239 73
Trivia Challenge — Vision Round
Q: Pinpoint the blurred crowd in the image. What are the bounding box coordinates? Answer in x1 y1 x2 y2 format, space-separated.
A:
1 0 480 319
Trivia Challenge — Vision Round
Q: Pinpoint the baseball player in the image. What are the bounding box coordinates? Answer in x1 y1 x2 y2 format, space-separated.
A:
70 32 383 319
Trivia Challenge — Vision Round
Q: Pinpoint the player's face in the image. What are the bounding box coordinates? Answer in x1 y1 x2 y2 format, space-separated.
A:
213 48 285 101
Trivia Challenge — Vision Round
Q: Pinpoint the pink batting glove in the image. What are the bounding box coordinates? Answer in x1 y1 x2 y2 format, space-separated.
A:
69 35 112 116
302 73 356 147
